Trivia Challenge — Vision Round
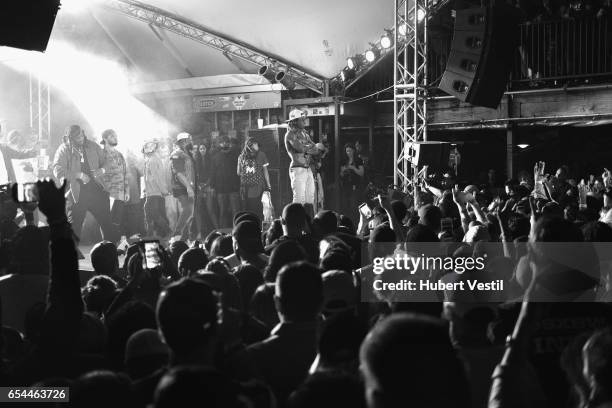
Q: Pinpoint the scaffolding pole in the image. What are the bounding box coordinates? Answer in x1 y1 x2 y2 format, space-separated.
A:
394 0 429 207
29 72 51 145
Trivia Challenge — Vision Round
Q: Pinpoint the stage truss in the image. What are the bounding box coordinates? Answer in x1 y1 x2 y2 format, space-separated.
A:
102 0 325 93
394 0 429 196
29 72 51 145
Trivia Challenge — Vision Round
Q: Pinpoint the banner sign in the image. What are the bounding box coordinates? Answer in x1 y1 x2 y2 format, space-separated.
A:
193 92 281 113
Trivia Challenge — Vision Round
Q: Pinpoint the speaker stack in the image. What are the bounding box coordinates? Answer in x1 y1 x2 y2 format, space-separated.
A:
407 141 451 170
439 1 519 109
0 0 61 52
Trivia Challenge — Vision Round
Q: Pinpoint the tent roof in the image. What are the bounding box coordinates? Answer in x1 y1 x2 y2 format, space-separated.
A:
52 0 394 85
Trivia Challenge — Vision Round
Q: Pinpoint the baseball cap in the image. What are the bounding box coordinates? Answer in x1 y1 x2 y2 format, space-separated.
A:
176 132 191 142
286 108 306 122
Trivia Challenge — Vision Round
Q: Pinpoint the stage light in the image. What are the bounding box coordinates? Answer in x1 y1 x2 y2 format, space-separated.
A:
517 144 529 149
347 57 356 70
365 45 380 62
0 41 172 155
340 67 355 83
276 70 296 90
259 65 277 82
380 33 393 49
347 54 364 70
417 8 426 21
398 23 408 36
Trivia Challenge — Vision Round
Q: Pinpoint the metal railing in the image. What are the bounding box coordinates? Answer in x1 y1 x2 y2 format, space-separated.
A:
348 16 612 99
513 16 611 83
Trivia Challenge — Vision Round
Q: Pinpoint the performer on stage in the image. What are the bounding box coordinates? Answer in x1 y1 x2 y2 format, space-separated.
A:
0 127 39 184
238 137 271 218
284 109 321 214
52 124 114 242
169 132 196 241
100 129 129 241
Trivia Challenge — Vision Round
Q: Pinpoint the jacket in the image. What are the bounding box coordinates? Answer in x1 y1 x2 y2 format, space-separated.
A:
169 148 195 196
144 152 168 197
103 148 129 201
52 138 110 203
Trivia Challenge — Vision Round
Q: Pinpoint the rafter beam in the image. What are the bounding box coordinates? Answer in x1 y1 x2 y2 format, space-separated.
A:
102 0 325 93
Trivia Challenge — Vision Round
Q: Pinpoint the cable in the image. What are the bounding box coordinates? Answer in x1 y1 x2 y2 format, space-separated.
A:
343 85 394 104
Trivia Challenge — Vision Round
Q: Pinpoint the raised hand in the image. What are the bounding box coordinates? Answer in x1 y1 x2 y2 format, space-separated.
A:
37 178 67 223
534 161 546 184
603 168 611 187
452 184 462 206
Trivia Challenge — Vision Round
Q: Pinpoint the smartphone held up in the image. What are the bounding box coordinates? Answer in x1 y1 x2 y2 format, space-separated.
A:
142 240 161 269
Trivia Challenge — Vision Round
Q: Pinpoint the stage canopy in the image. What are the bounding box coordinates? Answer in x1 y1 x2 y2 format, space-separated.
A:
50 0 395 86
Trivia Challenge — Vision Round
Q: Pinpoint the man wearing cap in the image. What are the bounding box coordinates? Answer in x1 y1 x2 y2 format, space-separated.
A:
0 128 39 185
52 124 114 242
101 129 129 243
143 139 171 238
170 132 196 240
284 109 321 213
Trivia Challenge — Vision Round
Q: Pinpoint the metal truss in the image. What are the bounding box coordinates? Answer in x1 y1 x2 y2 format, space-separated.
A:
394 0 429 194
29 72 51 144
102 0 325 93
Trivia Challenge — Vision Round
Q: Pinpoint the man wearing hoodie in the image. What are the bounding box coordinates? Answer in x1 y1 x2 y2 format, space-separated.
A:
143 139 171 238
169 132 196 240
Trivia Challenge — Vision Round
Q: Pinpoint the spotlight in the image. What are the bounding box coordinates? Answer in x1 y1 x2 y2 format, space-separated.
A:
347 54 364 70
340 67 356 83
347 57 356 70
259 65 276 82
330 78 345 95
276 70 296 90
365 44 380 62
380 33 393 49
398 23 408 36
417 8 426 21
517 144 529 149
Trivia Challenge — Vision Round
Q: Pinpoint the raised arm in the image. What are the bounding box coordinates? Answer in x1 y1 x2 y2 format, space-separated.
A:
3 144 38 160
452 185 471 234
38 180 82 353
378 193 406 243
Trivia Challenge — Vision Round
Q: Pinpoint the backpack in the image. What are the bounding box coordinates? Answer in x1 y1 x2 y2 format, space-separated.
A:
241 155 262 187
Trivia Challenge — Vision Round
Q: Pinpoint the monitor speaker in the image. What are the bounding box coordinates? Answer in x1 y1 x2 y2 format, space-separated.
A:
0 0 61 52
439 1 519 109
407 141 451 169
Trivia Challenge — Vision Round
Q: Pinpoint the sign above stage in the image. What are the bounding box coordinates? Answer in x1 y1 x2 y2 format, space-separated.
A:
193 92 281 113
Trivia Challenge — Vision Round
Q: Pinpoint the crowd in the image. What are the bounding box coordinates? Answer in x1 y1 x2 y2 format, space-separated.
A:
1 120 612 408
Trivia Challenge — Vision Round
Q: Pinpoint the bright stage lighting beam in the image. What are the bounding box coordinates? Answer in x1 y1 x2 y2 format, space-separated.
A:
0 41 173 155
